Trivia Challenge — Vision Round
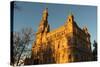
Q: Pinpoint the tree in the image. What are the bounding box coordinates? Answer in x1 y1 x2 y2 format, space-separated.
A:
11 27 35 66
92 40 97 61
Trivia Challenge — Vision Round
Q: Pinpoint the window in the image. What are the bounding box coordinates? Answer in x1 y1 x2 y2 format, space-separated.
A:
58 44 59 48
69 18 71 22
68 54 71 62
69 54 71 59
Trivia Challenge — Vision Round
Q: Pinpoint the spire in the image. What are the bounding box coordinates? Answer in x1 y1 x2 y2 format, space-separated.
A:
43 8 48 14
42 8 48 21
37 8 50 33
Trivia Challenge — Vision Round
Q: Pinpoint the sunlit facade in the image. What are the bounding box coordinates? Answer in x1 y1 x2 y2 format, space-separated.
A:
31 8 92 64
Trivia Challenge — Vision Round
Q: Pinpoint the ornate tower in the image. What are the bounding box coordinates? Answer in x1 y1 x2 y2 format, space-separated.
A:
65 13 74 33
31 8 50 64
64 14 76 62
82 26 91 51
36 8 50 45
38 8 50 33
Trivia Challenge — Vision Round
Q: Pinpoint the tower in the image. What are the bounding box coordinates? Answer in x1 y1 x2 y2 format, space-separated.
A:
65 13 75 33
38 8 50 33
31 8 50 64
36 8 50 45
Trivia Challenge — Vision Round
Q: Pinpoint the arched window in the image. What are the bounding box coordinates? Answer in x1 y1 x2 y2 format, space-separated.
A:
69 18 71 22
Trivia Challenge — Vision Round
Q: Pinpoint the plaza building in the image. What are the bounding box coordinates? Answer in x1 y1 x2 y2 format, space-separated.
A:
30 8 92 64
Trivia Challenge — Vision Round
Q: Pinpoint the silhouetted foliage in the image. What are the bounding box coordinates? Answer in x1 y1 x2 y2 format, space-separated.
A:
92 40 97 61
11 27 34 66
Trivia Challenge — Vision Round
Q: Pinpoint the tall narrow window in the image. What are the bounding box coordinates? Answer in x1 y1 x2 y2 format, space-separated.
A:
58 44 59 48
68 54 71 62
69 18 71 22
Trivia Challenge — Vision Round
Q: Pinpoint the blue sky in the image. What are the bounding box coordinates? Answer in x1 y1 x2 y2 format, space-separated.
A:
13 1 97 49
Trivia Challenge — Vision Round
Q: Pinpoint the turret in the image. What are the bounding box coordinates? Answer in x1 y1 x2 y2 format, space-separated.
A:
67 13 74 23
42 8 48 21
82 26 91 50
65 13 75 33
82 26 90 37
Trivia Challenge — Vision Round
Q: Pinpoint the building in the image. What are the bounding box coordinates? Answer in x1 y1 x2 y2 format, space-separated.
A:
31 8 92 64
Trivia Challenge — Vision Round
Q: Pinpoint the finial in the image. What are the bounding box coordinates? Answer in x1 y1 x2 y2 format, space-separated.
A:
83 26 87 30
43 8 48 14
82 25 89 35
68 11 74 16
70 12 73 16
68 11 74 20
